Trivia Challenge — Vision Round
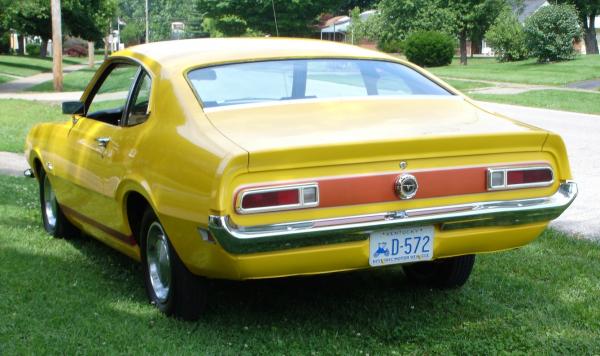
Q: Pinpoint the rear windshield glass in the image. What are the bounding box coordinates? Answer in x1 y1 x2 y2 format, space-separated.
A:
187 59 451 108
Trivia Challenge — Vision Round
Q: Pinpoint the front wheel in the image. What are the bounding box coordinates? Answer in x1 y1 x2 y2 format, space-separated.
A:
140 208 207 320
38 169 79 238
403 255 475 289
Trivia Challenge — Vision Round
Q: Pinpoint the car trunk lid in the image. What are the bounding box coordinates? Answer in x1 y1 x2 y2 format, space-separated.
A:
203 96 548 172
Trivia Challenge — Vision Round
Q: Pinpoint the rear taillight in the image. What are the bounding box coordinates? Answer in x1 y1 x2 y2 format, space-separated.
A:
236 183 319 214
487 166 553 191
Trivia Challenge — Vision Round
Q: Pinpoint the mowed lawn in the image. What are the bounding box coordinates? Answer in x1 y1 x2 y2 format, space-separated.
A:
472 90 600 115
27 66 98 92
0 54 91 78
0 174 599 354
0 99 66 152
429 55 600 86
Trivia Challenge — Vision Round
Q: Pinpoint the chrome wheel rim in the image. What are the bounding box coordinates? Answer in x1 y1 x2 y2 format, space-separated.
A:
146 222 171 303
43 175 57 229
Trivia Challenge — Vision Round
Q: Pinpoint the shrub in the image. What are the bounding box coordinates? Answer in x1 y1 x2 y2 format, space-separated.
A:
485 9 528 62
404 31 454 67
524 4 582 62
215 15 247 37
377 38 403 53
26 43 41 57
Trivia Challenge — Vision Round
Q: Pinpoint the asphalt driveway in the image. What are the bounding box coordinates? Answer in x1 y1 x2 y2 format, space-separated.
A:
478 101 600 240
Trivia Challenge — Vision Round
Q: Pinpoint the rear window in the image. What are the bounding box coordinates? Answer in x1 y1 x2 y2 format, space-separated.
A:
187 59 451 108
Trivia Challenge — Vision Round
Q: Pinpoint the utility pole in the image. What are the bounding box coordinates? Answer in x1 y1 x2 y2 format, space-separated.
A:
271 0 279 37
51 0 63 92
145 0 149 43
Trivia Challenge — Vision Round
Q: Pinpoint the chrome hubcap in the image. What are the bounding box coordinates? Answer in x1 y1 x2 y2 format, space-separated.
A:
146 222 171 303
43 175 57 229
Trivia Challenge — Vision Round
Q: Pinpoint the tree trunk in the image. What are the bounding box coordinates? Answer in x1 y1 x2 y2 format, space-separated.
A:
459 30 468 65
16 35 24 55
87 41 94 68
51 0 63 92
104 35 109 60
40 38 48 57
584 15 599 55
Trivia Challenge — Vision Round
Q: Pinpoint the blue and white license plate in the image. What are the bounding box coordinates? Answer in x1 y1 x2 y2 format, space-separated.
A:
369 226 434 266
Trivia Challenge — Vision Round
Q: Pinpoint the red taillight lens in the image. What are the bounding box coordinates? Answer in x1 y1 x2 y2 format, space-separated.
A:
507 169 553 185
241 189 300 209
488 166 553 191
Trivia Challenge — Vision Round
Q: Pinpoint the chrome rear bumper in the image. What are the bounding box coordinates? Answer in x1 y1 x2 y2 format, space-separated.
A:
208 181 577 254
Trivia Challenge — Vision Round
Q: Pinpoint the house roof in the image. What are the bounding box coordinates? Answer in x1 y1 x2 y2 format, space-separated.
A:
517 0 548 22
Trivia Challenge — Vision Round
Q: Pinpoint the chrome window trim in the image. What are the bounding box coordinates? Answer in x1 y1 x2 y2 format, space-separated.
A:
487 166 554 191
235 183 319 214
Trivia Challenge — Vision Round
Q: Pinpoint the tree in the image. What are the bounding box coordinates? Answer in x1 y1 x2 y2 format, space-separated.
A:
373 0 457 46
444 0 506 65
524 4 582 62
0 0 52 57
195 0 343 37
555 0 600 55
485 8 528 61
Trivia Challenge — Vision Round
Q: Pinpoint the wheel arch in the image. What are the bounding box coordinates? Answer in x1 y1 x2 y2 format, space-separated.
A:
118 179 157 246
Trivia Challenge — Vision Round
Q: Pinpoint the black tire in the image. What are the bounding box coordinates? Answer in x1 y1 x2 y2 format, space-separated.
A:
140 208 207 321
38 169 79 238
403 255 476 289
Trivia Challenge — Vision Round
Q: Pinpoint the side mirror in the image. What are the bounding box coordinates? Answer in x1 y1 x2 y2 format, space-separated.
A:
62 101 84 115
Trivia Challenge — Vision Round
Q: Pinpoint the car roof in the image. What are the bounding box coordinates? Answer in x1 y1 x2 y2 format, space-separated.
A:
115 37 397 72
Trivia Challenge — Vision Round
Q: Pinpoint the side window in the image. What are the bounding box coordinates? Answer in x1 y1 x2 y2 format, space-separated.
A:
126 72 151 126
86 63 139 125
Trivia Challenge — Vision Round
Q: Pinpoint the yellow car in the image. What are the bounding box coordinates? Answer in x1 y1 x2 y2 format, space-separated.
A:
25 38 577 320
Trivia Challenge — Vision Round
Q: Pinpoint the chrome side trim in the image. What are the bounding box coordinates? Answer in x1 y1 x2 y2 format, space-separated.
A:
209 181 577 254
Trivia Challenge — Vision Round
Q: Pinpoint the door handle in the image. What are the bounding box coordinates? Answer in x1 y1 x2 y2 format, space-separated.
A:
95 137 111 148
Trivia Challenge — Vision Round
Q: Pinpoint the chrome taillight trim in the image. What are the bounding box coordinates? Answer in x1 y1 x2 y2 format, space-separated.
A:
235 183 319 214
487 166 554 191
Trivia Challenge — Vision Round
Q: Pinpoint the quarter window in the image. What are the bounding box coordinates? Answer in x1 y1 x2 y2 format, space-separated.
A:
127 73 152 126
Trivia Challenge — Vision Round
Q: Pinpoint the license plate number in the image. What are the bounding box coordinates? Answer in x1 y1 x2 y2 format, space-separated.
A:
369 226 434 266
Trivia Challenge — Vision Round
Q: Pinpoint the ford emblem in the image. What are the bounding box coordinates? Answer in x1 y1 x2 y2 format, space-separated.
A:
395 174 418 200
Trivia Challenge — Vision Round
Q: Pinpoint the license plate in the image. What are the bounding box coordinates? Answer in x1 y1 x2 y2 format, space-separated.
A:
369 226 434 266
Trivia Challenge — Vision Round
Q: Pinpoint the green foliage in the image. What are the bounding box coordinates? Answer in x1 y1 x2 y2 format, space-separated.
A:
25 43 40 56
485 9 528 62
404 31 455 67
377 38 403 53
524 4 582 62
196 0 341 36
0 32 10 54
374 0 457 44
215 15 247 37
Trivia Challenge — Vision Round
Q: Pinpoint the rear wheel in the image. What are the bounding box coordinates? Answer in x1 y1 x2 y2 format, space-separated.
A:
140 208 207 320
38 169 79 238
403 255 475 289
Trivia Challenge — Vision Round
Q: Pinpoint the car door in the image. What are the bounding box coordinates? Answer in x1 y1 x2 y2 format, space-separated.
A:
60 61 152 245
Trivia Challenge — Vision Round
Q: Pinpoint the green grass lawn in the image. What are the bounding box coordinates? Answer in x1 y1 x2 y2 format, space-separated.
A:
472 90 600 115
0 174 599 354
0 54 104 78
0 99 66 152
444 79 492 91
429 55 600 86
0 74 12 84
27 66 98 92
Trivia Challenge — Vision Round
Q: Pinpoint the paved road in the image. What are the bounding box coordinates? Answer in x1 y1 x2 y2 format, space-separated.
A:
478 101 600 240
